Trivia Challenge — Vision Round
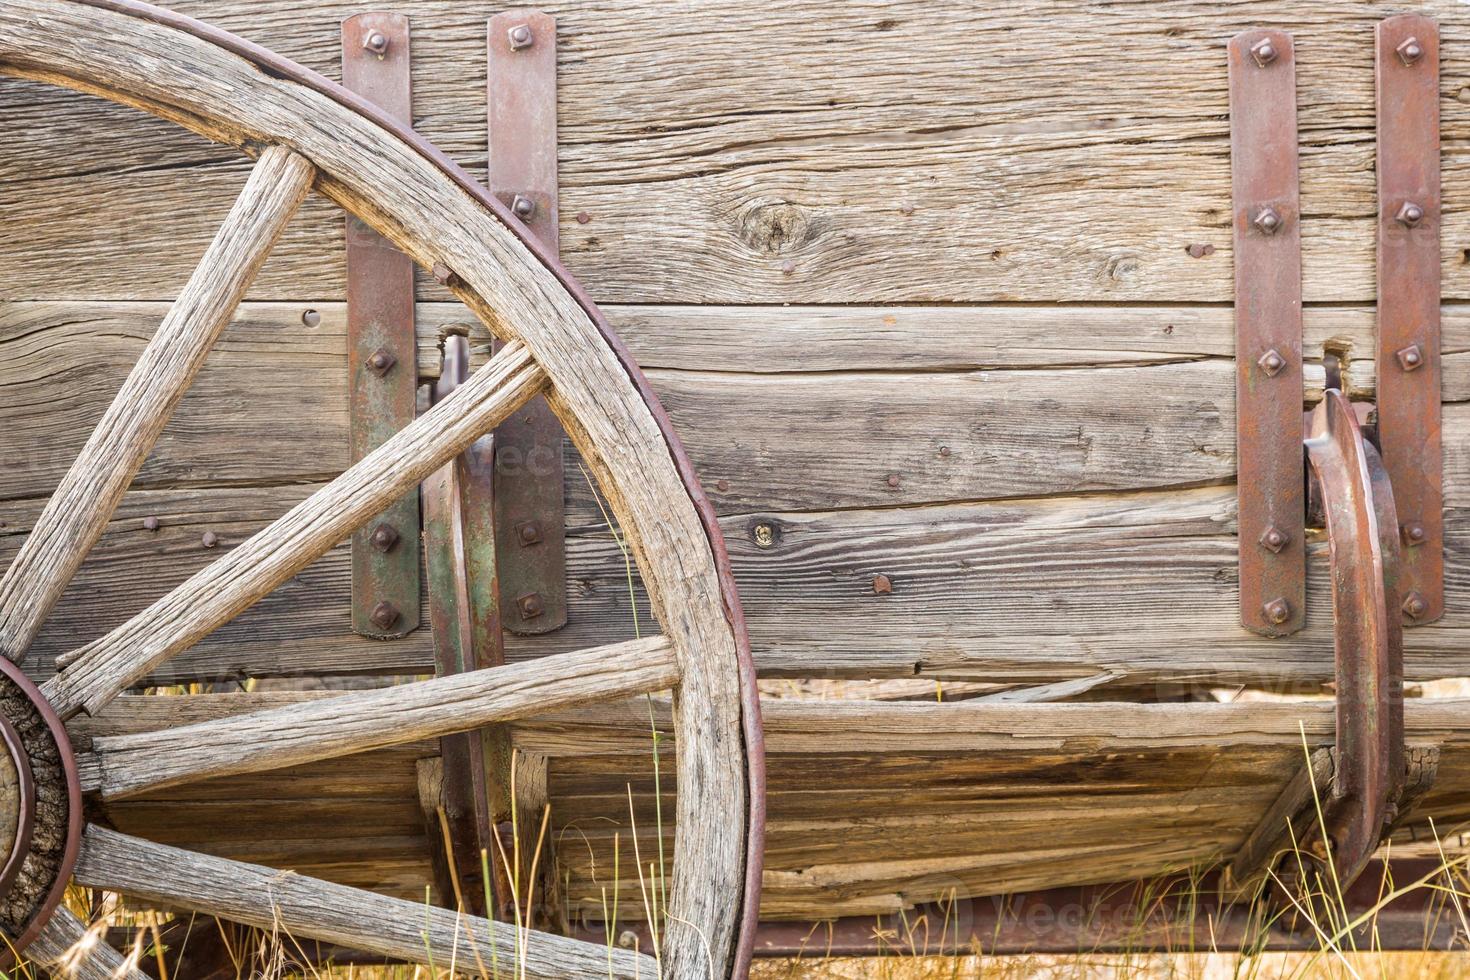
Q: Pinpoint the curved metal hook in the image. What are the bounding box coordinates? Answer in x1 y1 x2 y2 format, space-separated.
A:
1304 389 1406 885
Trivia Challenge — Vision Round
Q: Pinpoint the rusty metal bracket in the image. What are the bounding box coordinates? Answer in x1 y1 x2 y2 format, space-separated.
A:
422 335 511 918
1302 388 1407 888
1376 14 1443 626
487 8 567 635
1230 29 1305 637
343 12 420 639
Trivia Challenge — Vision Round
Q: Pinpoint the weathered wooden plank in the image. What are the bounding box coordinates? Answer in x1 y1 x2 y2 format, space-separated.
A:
87 636 678 799
74 825 656 980
7 2 1470 304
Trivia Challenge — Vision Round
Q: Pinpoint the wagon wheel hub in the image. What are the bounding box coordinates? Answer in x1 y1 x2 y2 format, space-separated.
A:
0 659 81 960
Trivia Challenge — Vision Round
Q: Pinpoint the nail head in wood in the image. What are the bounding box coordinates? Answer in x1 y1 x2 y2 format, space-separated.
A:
201 531 219 549
872 574 893 595
142 516 160 532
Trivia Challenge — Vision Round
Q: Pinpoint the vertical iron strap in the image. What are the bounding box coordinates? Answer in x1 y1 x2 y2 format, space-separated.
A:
343 12 421 638
1229 29 1305 636
1376 14 1443 625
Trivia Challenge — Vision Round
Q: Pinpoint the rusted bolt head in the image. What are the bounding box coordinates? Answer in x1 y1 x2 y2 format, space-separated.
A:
369 600 401 630
752 523 776 549
1396 344 1424 372
142 516 160 532
367 347 397 377
517 593 545 620
363 31 390 55
1186 243 1215 259
1403 521 1428 546
872 574 893 595
1403 591 1429 620
886 473 901 489
1263 597 1291 625
1395 201 1425 227
302 309 321 328
1252 207 1282 235
1259 525 1288 554
516 521 543 547
201 531 220 549
1397 36 1424 66
369 523 399 553
432 262 461 289
511 194 537 220
508 24 534 50
1250 38 1278 67
1258 348 1287 377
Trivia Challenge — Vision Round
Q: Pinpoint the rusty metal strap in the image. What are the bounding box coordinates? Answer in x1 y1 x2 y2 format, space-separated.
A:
1376 14 1442 626
1229 29 1305 636
487 9 567 635
343 13 420 639
1304 389 1406 887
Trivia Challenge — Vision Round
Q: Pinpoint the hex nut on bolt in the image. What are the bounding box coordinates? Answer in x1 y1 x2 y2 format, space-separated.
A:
1250 38 1278 67
508 24 534 50
1259 525 1288 554
369 523 399 553
1396 344 1424 372
1258 348 1287 377
1395 201 1425 227
1403 591 1429 620
1397 36 1424 66
1263 597 1291 625
370 601 401 630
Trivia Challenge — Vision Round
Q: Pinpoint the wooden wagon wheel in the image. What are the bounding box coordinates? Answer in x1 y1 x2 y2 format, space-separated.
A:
0 1 765 976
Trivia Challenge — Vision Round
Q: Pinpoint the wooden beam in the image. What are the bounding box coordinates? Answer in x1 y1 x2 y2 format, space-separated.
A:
86 635 676 800
72 825 654 980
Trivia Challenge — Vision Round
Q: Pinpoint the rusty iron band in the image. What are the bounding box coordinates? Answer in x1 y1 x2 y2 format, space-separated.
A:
1376 14 1443 625
1304 390 1406 886
1229 28 1305 637
0 713 35 902
65 1 766 971
0 656 83 965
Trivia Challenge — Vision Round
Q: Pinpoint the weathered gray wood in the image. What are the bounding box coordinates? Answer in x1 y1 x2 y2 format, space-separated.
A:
73 824 654 980
42 343 544 718
87 635 677 799
4 7 758 970
1226 746 1335 898
8 2 1470 305
0 148 313 663
26 905 150 980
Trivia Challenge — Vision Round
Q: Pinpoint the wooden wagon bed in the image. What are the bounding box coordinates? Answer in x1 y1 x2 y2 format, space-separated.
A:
7 0 1470 966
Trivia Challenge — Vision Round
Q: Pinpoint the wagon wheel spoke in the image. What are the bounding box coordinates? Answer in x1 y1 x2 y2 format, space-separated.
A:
41 344 548 720
85 635 676 801
74 825 654 980
25 905 149 980
0 147 314 662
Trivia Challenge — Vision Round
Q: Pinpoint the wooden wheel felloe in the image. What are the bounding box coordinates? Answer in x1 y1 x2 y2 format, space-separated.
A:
0 1 764 977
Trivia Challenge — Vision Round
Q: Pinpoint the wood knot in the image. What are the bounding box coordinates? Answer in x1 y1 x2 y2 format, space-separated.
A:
736 199 820 256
